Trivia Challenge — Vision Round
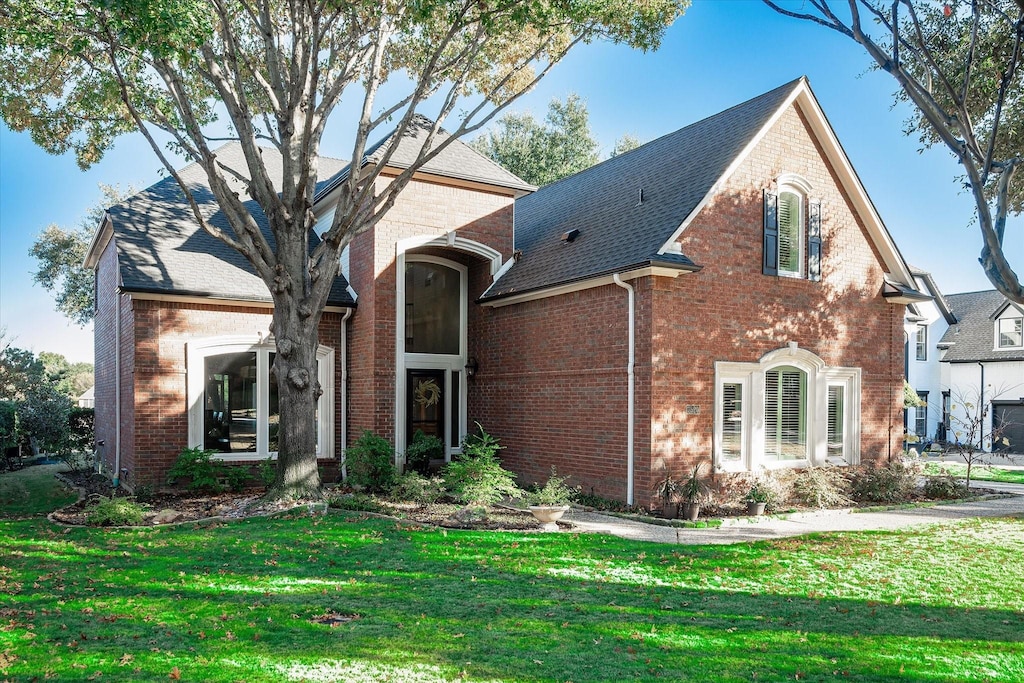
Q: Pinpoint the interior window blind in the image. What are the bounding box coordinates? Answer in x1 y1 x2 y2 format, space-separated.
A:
827 385 844 459
722 383 743 462
766 367 806 460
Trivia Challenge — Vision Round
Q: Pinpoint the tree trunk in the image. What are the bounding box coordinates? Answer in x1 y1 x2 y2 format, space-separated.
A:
266 293 324 501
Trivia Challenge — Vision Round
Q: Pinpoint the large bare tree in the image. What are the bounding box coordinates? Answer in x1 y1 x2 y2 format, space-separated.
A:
764 0 1024 301
0 0 686 498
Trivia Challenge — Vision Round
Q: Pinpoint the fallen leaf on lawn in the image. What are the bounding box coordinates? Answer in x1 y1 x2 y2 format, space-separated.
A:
169 666 181 679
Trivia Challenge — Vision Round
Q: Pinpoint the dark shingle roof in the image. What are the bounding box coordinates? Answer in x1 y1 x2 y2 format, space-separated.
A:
316 115 534 199
107 143 354 307
939 290 1024 362
480 79 803 301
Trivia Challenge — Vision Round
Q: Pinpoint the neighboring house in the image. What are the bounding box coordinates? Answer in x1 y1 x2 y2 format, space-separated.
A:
77 386 95 409
86 77 925 504
937 290 1024 452
903 268 956 442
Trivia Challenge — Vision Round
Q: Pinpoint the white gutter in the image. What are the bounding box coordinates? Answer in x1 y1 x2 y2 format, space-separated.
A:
113 291 122 487
339 307 353 481
612 274 635 505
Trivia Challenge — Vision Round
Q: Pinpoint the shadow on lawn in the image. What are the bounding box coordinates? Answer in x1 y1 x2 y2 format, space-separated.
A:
1 514 1022 682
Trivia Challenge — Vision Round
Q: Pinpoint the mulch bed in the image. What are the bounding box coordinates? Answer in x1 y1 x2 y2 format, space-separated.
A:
50 471 554 530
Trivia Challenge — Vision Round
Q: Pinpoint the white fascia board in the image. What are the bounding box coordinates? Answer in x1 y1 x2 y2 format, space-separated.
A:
656 82 805 257
656 79 917 289
83 213 114 269
480 266 692 308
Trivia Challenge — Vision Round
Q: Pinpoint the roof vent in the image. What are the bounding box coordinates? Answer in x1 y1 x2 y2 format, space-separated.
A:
637 188 644 206
561 229 581 243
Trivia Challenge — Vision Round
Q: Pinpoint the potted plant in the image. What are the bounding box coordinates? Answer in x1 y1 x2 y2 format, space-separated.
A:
743 481 771 516
653 471 681 519
678 461 711 521
527 468 580 531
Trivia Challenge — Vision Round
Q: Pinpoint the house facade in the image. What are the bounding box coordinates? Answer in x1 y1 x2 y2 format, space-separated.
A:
903 268 955 442
87 78 924 504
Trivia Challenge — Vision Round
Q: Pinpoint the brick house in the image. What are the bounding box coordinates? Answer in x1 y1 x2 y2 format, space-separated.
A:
86 77 926 504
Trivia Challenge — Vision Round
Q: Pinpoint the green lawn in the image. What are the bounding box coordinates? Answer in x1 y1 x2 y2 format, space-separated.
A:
0 463 78 518
0 492 1022 682
924 461 1024 484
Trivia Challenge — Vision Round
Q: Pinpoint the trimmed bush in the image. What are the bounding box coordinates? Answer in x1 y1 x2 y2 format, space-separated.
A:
346 431 397 494
405 430 443 475
167 447 225 492
850 460 920 504
85 495 148 526
923 475 970 500
390 471 446 504
791 466 852 509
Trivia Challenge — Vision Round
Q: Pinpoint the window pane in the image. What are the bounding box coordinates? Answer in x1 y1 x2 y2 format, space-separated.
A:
449 372 460 449
999 318 1022 347
778 192 802 274
722 383 743 461
268 353 280 453
915 392 928 439
406 261 460 354
204 352 257 453
915 325 927 361
765 366 806 460
828 385 844 459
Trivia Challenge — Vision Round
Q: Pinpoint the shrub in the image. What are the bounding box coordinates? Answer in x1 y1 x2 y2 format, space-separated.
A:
167 447 225 492
461 424 504 460
576 492 636 513
528 467 580 506
66 407 95 453
849 460 920 504
85 495 148 526
327 492 384 513
346 431 397 494
923 475 970 500
222 465 251 493
405 430 444 475
390 471 446 504
791 466 852 509
443 441 521 505
133 483 155 504
258 458 276 487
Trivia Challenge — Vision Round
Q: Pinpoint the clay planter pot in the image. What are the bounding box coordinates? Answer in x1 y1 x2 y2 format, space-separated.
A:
680 503 701 521
529 505 570 531
659 502 678 519
746 501 767 516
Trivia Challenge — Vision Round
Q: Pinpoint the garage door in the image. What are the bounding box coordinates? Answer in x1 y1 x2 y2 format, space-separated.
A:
993 404 1024 453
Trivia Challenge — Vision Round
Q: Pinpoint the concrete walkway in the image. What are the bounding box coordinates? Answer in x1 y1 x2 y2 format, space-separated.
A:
563 482 1024 546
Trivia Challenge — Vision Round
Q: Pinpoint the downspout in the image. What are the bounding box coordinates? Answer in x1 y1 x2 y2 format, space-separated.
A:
612 274 635 506
113 291 122 487
978 361 985 450
340 307 353 481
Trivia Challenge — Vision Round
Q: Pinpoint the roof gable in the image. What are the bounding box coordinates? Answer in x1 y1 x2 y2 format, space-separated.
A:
86 142 354 307
939 290 1024 362
482 78 918 303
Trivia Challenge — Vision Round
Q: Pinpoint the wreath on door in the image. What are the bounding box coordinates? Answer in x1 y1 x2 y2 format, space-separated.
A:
415 378 441 408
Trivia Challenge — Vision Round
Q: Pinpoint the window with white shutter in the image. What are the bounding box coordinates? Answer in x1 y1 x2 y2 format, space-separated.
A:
765 365 806 461
827 385 844 460
721 382 743 463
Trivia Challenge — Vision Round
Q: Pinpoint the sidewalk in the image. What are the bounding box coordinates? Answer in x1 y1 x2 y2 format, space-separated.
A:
563 482 1024 546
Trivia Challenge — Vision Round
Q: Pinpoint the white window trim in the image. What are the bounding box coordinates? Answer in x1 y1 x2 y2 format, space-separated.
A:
714 344 860 472
995 316 1024 350
776 188 805 279
186 336 335 461
915 324 928 361
395 252 469 465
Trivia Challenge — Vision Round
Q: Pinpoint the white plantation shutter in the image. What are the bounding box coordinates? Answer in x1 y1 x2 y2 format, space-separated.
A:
722 383 743 462
827 385 844 459
765 366 806 460
778 192 802 275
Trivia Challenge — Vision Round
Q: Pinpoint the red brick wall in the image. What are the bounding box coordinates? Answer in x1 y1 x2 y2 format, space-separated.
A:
93 236 133 478
475 103 907 505
117 298 343 486
346 174 515 446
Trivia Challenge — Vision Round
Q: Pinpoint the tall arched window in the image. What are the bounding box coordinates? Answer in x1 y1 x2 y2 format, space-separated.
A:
777 191 803 277
405 260 462 355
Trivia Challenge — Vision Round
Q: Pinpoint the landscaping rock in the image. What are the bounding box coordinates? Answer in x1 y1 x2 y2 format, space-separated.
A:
152 509 184 524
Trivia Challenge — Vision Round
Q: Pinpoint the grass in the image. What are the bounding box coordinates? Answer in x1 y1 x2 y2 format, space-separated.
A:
923 461 1024 484
1 468 1023 681
0 463 78 518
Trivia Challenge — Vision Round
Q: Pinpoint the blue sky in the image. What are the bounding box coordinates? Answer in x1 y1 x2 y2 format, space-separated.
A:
1 0 1019 364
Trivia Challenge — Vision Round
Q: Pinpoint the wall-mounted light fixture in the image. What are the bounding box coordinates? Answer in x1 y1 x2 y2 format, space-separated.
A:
465 357 479 378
